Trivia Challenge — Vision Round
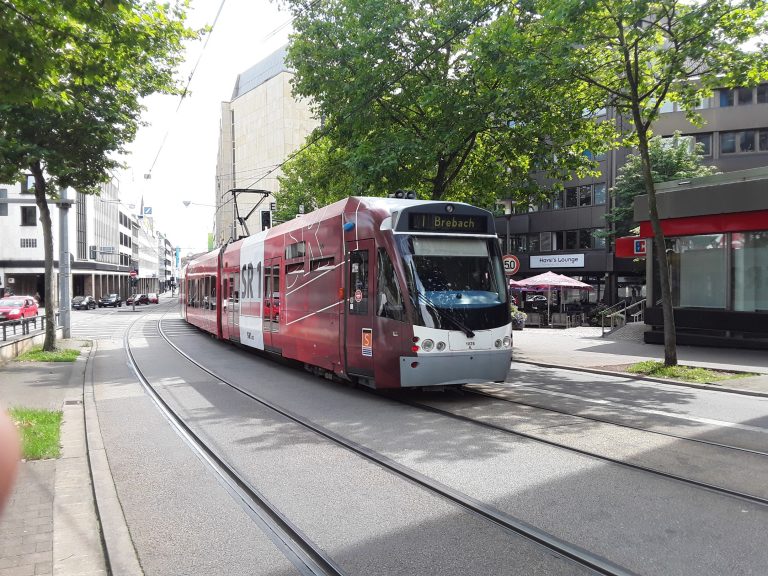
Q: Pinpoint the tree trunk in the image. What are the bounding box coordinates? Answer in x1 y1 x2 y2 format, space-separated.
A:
636 132 677 366
31 162 57 351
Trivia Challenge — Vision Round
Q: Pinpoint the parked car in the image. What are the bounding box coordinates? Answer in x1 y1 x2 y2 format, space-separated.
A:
525 294 548 311
0 296 39 322
147 292 159 304
72 295 96 310
98 293 123 308
127 294 149 305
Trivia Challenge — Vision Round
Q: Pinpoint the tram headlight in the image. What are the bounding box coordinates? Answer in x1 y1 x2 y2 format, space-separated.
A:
436 341 446 351
494 339 502 349
421 339 434 352
503 336 512 348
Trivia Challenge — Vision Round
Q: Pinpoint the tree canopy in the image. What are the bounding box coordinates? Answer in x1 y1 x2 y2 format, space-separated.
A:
0 0 200 349
607 133 718 238
533 0 768 365
279 0 611 209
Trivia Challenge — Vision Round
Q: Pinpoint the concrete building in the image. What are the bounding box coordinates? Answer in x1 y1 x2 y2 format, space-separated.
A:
497 83 768 306
636 167 768 349
214 46 319 246
0 176 174 308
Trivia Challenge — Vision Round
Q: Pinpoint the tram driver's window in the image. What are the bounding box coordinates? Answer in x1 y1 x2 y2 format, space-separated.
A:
349 250 369 315
377 248 404 321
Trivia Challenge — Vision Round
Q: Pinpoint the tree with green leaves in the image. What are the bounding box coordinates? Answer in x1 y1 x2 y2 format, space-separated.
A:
607 133 718 238
535 0 768 365
0 0 199 350
280 0 610 211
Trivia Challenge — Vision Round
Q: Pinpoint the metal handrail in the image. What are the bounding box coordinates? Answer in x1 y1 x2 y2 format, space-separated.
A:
601 299 646 336
0 313 59 342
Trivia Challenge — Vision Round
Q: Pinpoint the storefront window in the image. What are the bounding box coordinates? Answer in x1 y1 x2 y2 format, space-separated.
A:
669 234 726 308
732 231 768 312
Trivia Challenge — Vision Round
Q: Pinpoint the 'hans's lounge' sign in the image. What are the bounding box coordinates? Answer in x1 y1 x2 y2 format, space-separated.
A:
530 254 585 268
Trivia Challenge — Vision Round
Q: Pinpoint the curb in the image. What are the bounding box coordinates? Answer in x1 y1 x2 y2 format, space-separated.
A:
53 342 107 576
84 341 144 575
514 358 768 399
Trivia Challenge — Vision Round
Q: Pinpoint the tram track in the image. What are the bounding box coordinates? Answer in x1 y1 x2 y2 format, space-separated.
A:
464 385 768 457
388 392 768 508
147 314 634 576
124 312 346 576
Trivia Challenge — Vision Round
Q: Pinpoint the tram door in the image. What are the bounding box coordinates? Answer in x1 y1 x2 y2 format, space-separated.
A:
228 273 240 342
263 258 281 351
345 240 374 380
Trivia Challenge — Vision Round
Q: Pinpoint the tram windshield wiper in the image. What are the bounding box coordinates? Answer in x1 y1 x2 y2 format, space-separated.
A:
416 291 475 338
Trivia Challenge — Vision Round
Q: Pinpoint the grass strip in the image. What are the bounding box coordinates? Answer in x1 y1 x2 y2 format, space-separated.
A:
15 346 80 362
8 408 62 460
626 360 756 383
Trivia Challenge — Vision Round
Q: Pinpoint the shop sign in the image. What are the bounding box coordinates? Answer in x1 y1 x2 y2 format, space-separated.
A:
530 254 584 268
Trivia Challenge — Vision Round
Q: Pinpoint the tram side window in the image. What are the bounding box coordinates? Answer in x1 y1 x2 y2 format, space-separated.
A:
209 276 216 310
348 250 369 315
376 248 404 321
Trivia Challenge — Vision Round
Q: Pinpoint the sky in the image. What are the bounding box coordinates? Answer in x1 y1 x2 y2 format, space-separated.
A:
116 0 293 256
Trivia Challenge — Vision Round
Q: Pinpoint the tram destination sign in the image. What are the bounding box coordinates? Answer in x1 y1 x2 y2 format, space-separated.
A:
408 212 487 234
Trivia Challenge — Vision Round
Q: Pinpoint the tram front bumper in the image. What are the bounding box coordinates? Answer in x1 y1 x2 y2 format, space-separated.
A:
399 349 512 388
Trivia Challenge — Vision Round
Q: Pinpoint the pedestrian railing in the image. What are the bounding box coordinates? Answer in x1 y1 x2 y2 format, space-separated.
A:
0 313 59 342
601 300 646 337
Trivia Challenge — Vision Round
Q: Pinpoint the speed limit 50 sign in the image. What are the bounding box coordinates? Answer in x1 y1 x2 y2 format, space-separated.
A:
503 254 520 276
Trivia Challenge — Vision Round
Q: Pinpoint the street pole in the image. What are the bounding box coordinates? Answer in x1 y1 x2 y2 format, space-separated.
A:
58 189 71 338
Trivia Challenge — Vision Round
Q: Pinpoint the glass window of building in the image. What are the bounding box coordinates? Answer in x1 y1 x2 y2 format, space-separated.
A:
579 230 592 249
552 231 564 250
552 189 564 210
758 84 768 104
720 132 736 154
668 234 726 308
528 233 540 252
740 130 756 152
737 87 754 105
21 206 36 226
593 183 607 205
719 88 734 107
694 133 712 156
594 230 607 249
732 231 768 312
0 189 6 217
578 185 592 206
760 130 768 152
566 230 578 250
565 187 578 208
540 232 552 251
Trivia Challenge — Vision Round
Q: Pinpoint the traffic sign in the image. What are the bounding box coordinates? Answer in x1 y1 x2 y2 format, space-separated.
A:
129 270 138 277
503 254 520 276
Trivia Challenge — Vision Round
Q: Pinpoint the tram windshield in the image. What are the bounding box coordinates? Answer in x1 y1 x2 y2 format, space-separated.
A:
397 235 509 330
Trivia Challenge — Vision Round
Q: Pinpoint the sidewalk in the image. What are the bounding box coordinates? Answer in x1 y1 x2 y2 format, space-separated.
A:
1 319 767 576
0 340 108 576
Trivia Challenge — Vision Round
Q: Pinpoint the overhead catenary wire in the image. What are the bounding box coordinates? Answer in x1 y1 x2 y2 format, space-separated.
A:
146 0 228 176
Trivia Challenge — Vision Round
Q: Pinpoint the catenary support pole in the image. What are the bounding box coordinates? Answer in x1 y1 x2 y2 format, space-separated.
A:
58 189 71 338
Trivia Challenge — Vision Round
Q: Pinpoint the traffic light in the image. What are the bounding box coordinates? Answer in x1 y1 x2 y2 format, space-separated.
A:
261 210 271 230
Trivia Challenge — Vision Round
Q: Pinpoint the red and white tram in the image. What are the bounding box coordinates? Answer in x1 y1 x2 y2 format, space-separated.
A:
182 196 512 389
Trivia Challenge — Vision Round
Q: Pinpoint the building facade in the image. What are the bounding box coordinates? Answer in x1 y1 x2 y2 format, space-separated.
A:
636 167 768 349
0 177 174 307
214 46 320 246
498 83 768 306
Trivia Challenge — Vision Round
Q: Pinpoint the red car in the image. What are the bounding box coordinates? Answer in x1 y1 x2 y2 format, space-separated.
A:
0 296 39 322
147 293 159 304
